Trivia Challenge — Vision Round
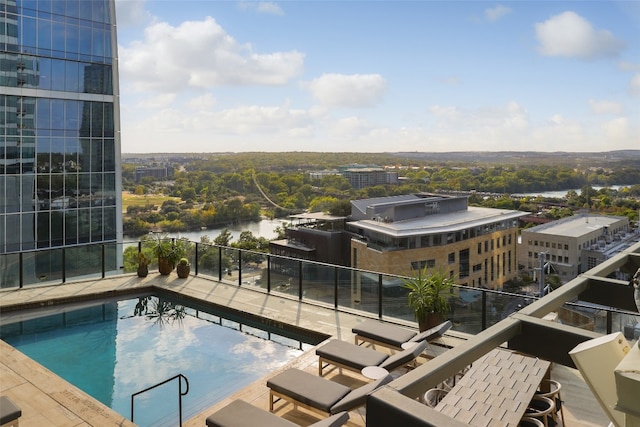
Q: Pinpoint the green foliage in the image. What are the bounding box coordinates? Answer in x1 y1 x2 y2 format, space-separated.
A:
403 268 454 321
146 234 189 265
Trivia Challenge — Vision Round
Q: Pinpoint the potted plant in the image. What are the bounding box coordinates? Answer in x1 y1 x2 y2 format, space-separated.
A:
148 234 188 275
403 267 455 331
136 252 151 278
176 258 190 278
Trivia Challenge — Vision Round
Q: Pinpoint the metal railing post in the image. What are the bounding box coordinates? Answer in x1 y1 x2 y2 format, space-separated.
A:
334 266 339 308
101 244 106 278
267 255 271 292
481 290 487 331
218 247 222 281
378 273 383 319
194 242 199 275
298 259 303 300
238 250 242 286
62 247 66 283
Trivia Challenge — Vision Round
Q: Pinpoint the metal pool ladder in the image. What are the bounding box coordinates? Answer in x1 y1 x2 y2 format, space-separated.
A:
131 373 190 426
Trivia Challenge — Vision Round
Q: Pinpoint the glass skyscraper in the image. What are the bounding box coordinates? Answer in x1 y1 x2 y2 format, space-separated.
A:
0 0 122 285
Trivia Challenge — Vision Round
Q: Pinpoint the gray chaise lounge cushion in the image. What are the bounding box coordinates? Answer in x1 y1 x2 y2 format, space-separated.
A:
316 339 428 373
267 368 392 414
379 340 428 370
352 320 452 348
317 340 388 371
407 320 452 343
206 399 349 427
353 320 416 348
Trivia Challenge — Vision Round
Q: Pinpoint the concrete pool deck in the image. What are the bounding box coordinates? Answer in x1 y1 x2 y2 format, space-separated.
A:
0 273 610 426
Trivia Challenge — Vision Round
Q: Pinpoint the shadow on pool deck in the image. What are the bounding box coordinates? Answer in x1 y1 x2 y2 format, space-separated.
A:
0 273 609 427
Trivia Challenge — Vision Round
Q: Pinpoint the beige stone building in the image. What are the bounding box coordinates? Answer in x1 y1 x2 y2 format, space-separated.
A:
347 194 527 290
519 213 633 282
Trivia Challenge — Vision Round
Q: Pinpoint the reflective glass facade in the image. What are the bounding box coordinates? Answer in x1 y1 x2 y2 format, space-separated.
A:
0 0 121 282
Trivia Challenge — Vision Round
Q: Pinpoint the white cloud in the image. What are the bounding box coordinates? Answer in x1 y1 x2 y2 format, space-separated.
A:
535 11 624 59
618 61 640 72
630 73 640 97
330 117 375 137
187 93 217 110
308 74 387 108
588 99 623 115
601 117 630 141
485 5 512 22
137 93 177 109
238 1 284 16
429 102 529 131
119 17 304 93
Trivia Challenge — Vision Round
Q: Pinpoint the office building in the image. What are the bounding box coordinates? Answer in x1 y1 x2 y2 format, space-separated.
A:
519 213 633 281
348 194 527 289
0 0 122 285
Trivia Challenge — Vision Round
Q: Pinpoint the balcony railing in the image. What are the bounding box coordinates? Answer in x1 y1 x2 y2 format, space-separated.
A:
1 239 638 341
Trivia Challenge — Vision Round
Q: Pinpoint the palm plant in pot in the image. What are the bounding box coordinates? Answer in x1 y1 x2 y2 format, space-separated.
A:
402 267 455 331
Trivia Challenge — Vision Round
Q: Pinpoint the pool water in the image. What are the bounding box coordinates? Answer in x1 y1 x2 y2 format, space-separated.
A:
0 295 308 427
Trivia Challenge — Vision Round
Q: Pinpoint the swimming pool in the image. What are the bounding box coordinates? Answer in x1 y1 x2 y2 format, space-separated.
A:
0 294 318 427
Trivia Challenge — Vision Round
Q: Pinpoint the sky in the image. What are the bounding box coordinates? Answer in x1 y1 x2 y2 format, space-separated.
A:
114 1 640 153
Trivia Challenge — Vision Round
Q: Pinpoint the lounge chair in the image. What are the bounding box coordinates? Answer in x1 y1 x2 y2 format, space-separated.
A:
352 319 452 351
267 368 392 416
316 339 428 376
205 399 349 427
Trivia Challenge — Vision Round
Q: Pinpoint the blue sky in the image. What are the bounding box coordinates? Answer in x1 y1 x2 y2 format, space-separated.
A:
114 1 640 153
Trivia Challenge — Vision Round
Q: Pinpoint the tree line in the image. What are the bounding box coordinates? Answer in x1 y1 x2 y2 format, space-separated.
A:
122 153 640 236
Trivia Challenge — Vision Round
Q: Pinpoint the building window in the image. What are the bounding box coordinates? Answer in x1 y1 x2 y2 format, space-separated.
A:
484 241 488 252
478 242 482 254
459 249 469 278
564 244 569 250
448 252 455 264
473 263 482 272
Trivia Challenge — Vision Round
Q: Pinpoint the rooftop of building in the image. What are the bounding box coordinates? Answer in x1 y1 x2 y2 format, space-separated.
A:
523 213 629 238
351 205 527 237
1 241 638 427
0 270 618 427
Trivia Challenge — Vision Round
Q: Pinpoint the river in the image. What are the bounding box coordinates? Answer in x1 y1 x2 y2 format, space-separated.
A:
512 184 631 199
124 218 288 244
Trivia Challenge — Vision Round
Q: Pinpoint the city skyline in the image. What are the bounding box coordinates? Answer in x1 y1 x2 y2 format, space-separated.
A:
116 1 639 153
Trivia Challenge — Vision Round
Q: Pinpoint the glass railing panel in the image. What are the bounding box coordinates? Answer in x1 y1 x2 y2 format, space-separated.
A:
221 247 240 285
336 267 355 310
301 262 335 306
0 252 21 289
448 287 485 335
25 248 63 286
195 242 218 278
269 255 299 297
380 273 412 322
108 242 127 277
239 251 267 289
349 270 381 317
0 254 20 288
65 244 104 281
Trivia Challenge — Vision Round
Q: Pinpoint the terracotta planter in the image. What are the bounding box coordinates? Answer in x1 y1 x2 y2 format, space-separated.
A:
176 264 190 278
158 257 174 275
